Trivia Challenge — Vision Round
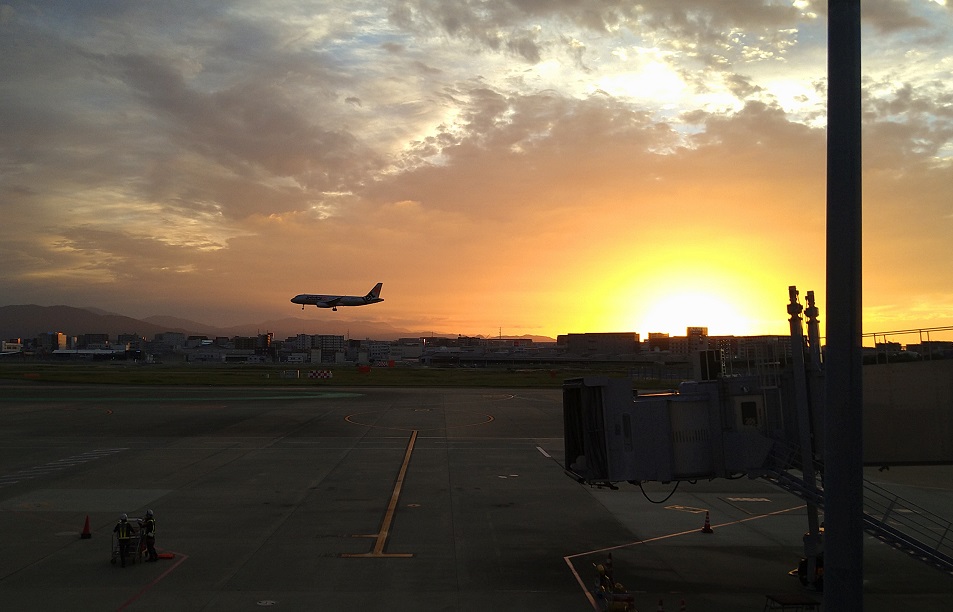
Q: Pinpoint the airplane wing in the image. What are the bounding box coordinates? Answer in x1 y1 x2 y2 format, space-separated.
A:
325 296 343 307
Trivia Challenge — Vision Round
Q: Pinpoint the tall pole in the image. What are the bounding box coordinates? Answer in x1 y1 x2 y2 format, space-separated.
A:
788 287 822 588
825 1 863 610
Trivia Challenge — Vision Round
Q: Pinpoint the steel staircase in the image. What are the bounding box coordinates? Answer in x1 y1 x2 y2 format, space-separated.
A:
758 444 953 575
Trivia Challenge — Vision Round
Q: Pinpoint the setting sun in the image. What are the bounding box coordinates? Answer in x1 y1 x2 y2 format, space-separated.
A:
638 290 755 337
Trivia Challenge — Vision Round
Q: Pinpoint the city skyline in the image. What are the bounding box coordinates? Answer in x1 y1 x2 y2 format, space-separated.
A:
0 302 720 343
2 2 952 339
6 303 953 351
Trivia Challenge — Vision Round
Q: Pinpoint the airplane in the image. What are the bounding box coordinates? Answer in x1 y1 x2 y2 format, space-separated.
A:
291 282 384 311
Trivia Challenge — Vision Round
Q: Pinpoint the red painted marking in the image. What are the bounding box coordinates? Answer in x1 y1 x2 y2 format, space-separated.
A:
116 551 188 611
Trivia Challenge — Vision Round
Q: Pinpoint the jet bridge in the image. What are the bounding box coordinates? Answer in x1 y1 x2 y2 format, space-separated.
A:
564 287 953 589
563 375 781 485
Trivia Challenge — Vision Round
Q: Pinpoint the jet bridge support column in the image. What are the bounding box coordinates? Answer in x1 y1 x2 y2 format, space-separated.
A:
805 291 825 458
788 287 822 588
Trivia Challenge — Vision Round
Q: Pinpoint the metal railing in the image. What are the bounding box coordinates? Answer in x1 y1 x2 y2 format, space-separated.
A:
760 441 953 572
862 479 953 570
863 325 953 364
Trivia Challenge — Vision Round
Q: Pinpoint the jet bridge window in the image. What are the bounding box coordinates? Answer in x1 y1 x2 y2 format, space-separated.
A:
741 400 759 427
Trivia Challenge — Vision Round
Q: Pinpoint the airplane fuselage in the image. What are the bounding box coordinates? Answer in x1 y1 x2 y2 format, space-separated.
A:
290 294 383 309
290 283 384 311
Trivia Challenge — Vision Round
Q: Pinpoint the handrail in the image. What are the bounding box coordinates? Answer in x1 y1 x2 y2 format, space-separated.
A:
862 325 953 338
761 440 953 570
862 325 953 360
862 479 953 564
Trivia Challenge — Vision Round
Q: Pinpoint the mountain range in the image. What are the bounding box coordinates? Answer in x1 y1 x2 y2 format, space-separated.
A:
0 305 555 343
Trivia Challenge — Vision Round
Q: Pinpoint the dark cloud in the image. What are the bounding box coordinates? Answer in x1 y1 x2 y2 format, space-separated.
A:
723 74 763 99
865 81 953 167
111 52 378 186
389 0 804 69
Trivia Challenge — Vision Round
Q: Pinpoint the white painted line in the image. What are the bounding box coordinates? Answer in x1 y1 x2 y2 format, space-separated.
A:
536 446 551 458
0 448 127 485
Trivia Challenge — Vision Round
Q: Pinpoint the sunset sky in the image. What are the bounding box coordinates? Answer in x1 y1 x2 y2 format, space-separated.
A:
2 1 951 340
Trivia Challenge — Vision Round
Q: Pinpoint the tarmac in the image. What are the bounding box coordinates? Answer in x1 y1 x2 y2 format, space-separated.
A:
0 382 951 611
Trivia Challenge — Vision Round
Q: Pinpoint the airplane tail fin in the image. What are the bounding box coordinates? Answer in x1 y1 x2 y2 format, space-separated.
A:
367 282 383 299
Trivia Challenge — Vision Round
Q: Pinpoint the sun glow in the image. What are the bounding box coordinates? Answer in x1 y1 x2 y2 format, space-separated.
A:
638 290 757 337
574 257 796 340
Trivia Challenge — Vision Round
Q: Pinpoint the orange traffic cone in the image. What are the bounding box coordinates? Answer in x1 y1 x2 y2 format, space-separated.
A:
701 510 713 534
80 515 92 539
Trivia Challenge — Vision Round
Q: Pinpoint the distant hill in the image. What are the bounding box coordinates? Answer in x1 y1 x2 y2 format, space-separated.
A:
141 314 219 333
0 305 192 341
0 305 555 343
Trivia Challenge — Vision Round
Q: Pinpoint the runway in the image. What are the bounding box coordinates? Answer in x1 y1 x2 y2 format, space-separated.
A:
0 383 951 611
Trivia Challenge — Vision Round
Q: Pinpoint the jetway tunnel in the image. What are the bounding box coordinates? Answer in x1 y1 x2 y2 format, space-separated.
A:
563 287 953 590
561 367 953 580
563 375 782 485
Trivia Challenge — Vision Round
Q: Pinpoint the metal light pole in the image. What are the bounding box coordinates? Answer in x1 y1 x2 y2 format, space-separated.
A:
825 0 864 609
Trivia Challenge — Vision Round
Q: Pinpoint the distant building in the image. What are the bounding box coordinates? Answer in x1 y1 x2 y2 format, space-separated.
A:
668 327 710 355
35 332 67 353
233 336 258 351
420 336 457 349
560 332 640 356
77 333 110 349
687 326 709 353
647 332 671 352
186 335 210 348
292 334 312 351
234 333 274 355
906 340 953 357
708 335 741 359
187 346 227 363
364 340 392 363
393 338 424 360
154 332 186 350
736 336 793 363
118 333 146 350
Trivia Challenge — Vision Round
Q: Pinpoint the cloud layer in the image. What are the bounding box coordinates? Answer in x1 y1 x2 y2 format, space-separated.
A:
1 1 951 338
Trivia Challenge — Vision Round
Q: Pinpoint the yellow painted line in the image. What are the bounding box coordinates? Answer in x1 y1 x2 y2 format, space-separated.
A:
341 430 418 559
665 504 708 514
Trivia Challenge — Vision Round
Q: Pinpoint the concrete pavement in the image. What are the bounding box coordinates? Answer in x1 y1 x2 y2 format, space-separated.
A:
0 383 950 611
